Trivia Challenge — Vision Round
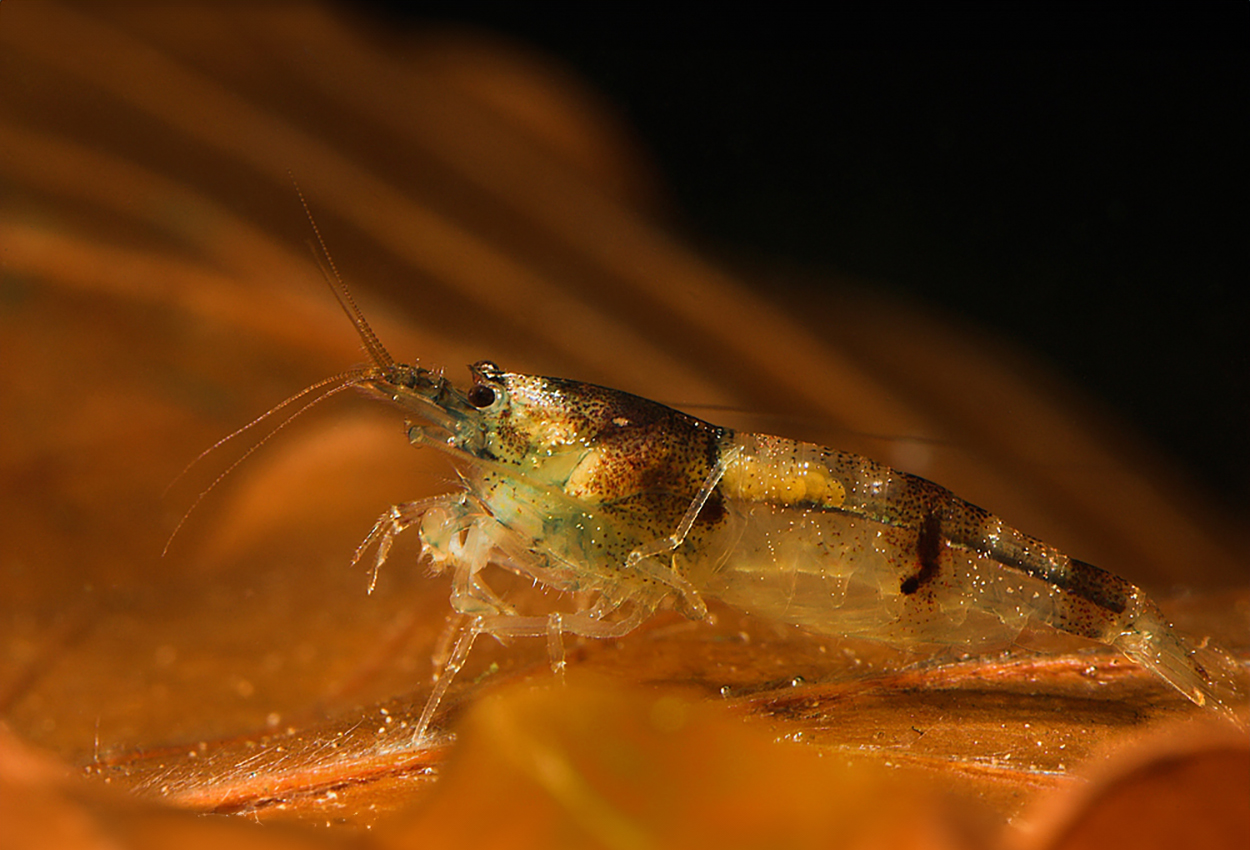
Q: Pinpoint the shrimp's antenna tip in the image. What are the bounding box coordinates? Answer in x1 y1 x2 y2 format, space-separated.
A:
289 175 394 370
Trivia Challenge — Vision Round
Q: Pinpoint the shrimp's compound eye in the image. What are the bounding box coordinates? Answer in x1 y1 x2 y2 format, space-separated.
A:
467 384 496 408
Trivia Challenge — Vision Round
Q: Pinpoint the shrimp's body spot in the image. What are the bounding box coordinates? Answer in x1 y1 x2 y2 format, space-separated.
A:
721 445 847 509
901 510 944 595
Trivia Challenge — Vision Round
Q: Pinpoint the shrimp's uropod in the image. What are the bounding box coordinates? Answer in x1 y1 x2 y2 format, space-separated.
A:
246 260 1248 743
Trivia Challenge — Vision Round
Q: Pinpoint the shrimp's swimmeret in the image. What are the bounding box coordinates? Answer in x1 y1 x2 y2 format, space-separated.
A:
234 266 1249 742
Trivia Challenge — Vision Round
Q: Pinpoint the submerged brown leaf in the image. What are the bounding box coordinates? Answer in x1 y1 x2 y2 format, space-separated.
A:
0 2 1246 847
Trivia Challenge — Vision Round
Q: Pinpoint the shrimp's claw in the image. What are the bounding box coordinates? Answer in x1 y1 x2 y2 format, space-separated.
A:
1113 600 1249 727
353 496 456 594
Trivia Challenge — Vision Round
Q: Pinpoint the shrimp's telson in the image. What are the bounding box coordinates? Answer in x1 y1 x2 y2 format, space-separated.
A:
300 275 1248 741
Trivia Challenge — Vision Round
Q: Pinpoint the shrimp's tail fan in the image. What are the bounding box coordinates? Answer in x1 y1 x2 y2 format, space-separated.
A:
1112 600 1248 727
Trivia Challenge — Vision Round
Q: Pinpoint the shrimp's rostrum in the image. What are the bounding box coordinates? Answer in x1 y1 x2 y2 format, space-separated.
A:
274 274 1248 742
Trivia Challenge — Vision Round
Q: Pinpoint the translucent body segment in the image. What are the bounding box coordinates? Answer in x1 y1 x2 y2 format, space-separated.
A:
698 499 1065 651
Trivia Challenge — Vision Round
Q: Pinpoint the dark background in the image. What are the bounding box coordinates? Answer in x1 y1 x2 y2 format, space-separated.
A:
350 3 1247 518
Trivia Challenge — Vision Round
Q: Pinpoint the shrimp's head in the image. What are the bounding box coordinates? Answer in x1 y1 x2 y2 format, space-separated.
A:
354 361 494 456
381 360 729 503
356 359 561 466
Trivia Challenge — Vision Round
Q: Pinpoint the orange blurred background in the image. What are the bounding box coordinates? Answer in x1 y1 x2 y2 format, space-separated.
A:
0 4 1245 848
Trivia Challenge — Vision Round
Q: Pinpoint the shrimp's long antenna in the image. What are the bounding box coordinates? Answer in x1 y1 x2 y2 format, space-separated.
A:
291 177 394 369
162 374 365 556
163 370 359 497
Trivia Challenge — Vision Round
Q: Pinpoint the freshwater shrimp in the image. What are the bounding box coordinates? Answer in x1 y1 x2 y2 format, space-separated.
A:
215 220 1243 741
283 275 1246 743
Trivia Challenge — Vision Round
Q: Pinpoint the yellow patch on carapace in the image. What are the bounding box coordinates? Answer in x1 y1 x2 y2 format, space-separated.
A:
722 453 847 508
563 447 606 500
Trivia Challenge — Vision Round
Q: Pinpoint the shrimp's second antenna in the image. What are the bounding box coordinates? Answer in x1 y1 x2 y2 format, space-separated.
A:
207 205 1247 742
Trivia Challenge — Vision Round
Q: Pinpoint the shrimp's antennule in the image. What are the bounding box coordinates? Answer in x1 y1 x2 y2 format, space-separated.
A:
292 179 394 370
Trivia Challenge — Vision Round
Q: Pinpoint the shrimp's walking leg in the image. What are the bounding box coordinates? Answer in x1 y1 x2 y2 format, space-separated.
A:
411 605 651 744
547 613 566 681
625 446 742 619
430 610 468 674
412 616 480 743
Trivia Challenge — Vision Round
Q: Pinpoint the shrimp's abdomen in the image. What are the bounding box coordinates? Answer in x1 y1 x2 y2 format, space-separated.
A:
702 433 1246 720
